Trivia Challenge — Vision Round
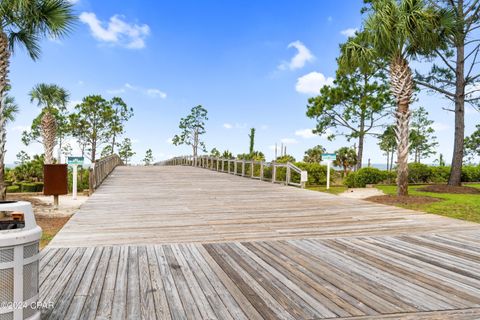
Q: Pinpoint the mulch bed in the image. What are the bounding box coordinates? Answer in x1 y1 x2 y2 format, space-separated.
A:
366 195 442 206
418 184 480 194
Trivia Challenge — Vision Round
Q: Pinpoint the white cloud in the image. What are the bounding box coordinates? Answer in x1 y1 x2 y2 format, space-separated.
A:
107 83 166 99
295 72 334 95
280 138 298 145
68 0 80 3
295 128 316 139
166 138 174 144
80 12 150 49
278 41 315 71
146 89 167 99
222 123 246 129
340 28 358 37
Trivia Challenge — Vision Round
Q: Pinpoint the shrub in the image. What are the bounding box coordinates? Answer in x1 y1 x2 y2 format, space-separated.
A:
34 182 44 192
21 182 38 192
344 168 386 188
4 180 12 187
408 163 432 184
6 185 20 193
295 162 331 185
430 166 450 183
462 165 480 182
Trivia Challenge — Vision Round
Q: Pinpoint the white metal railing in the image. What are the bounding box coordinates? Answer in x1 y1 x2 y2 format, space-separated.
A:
157 155 308 188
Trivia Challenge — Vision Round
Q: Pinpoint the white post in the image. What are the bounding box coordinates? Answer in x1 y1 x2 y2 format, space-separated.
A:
326 161 331 190
72 164 78 200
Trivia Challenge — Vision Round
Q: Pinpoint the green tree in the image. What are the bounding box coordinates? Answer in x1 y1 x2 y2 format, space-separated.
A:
303 145 326 163
248 128 255 155
100 145 113 159
339 0 451 196
334 147 358 176
0 0 74 192
465 124 480 162
222 150 233 159
307 65 391 170
409 106 438 163
416 0 480 185
0 95 18 198
276 154 296 163
15 151 30 165
69 95 114 163
143 149 154 165
210 148 221 157
107 97 133 155
172 105 208 162
29 83 69 164
378 125 397 171
118 138 135 165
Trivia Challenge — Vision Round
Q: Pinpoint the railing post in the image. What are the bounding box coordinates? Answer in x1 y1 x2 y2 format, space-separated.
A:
286 163 291 186
251 162 254 178
272 162 276 183
242 160 245 177
221 159 224 172
216 158 219 171
260 162 264 181
234 161 237 175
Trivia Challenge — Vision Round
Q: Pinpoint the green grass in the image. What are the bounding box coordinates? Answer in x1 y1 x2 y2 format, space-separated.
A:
376 184 480 223
307 185 348 195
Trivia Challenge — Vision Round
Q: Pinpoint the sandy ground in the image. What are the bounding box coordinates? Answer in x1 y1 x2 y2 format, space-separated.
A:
339 188 385 199
31 194 88 217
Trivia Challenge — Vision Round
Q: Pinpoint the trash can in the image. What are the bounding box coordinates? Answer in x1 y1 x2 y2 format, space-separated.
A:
0 201 42 320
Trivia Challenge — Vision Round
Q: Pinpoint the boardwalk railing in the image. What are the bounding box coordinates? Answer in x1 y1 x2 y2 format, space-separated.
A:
89 154 124 193
158 156 308 188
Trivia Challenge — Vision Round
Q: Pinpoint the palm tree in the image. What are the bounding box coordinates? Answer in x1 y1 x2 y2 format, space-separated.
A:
0 95 18 198
29 84 69 164
339 0 451 196
0 0 75 194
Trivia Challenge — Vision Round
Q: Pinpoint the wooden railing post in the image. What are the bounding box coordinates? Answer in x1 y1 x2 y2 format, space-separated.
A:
260 162 264 181
286 163 291 186
234 161 237 175
272 162 276 184
251 162 254 178
242 160 245 177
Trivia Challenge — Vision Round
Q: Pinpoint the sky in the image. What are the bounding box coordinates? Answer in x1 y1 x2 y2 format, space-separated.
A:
6 0 480 165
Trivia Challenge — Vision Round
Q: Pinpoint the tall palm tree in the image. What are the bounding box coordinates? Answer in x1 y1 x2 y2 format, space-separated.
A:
0 95 18 198
29 84 69 164
339 0 451 196
0 0 75 195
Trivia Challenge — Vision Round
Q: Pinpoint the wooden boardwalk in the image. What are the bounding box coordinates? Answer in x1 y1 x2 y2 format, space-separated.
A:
40 166 480 319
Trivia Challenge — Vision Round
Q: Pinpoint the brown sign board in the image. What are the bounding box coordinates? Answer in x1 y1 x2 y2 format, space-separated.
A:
43 164 68 196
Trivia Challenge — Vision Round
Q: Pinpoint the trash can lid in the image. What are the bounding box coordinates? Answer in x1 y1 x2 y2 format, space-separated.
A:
0 201 37 232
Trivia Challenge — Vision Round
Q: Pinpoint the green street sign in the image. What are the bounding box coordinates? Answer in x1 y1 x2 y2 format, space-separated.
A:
67 156 84 165
322 153 337 161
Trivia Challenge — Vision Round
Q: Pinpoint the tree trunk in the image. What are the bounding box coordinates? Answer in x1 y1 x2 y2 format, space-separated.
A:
57 136 63 163
390 55 414 196
0 32 10 200
390 147 395 171
41 111 57 164
357 133 364 170
386 152 390 171
91 140 97 163
449 40 465 186
111 135 116 155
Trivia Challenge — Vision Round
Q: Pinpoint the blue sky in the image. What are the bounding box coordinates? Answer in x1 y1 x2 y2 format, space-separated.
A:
7 0 480 165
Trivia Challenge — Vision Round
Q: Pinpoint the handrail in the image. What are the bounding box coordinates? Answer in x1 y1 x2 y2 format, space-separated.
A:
89 154 124 194
156 155 308 188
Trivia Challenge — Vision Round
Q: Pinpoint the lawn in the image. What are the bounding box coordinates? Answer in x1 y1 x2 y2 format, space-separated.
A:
375 184 480 223
307 185 348 195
